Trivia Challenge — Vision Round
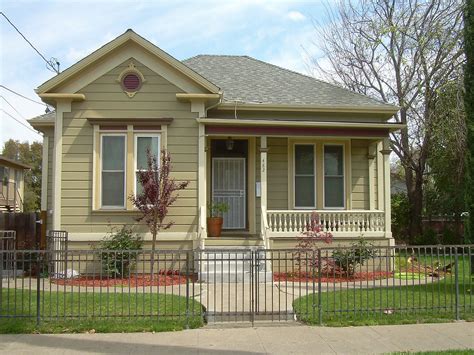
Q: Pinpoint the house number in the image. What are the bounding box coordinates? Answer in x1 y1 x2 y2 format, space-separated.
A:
262 157 266 173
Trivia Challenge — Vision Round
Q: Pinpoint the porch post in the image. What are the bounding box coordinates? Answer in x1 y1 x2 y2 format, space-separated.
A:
198 122 207 247
368 143 376 210
260 136 268 236
381 138 392 238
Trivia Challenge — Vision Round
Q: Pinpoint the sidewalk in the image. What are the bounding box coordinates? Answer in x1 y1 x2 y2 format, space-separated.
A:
0 322 472 354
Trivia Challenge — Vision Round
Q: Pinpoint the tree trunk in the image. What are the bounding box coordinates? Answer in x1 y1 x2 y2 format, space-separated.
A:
405 166 424 243
150 229 157 281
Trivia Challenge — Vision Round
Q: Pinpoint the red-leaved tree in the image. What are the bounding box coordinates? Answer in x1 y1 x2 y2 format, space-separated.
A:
130 150 188 278
294 212 333 273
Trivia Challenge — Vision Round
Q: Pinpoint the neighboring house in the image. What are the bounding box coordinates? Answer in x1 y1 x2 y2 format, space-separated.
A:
28 29 403 250
0 156 31 212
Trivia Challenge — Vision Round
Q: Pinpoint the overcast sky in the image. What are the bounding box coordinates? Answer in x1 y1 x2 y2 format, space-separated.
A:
0 0 331 147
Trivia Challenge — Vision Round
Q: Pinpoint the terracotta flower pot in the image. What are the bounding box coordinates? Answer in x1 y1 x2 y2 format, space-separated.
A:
207 217 223 237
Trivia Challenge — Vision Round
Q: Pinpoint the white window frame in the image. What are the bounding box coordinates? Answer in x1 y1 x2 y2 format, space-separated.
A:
134 133 161 195
323 143 345 210
100 133 127 209
293 143 316 209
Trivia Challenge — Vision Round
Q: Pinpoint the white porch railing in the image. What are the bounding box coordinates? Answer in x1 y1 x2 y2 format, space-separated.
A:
266 210 385 234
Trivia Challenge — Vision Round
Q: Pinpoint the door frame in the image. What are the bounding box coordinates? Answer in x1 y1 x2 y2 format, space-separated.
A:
211 157 247 230
207 137 255 233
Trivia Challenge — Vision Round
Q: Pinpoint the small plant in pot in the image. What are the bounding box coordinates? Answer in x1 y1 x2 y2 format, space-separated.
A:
207 201 229 237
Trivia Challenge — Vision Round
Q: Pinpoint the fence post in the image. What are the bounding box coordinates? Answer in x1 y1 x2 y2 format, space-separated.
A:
185 251 190 329
36 251 41 326
454 248 460 321
318 248 322 325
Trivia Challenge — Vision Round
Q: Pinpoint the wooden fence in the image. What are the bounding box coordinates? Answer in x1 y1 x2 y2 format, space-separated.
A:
0 211 47 249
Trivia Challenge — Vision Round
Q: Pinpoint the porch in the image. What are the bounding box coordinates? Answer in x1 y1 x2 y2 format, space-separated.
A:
196 118 396 249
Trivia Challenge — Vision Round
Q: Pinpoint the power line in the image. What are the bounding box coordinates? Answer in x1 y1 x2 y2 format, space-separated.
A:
0 85 48 106
0 12 60 74
1 96 26 119
1 109 42 136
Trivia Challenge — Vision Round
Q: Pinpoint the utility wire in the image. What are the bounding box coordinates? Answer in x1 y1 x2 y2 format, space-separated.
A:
0 85 48 107
1 12 60 73
1 109 42 136
1 96 26 119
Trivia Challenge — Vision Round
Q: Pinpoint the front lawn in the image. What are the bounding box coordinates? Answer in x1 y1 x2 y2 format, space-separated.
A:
0 288 204 333
293 255 473 326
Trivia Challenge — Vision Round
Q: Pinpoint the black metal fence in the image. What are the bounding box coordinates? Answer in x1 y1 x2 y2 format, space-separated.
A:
0 244 472 328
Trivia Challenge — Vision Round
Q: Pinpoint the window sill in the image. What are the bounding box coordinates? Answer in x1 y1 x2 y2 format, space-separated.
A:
91 209 140 214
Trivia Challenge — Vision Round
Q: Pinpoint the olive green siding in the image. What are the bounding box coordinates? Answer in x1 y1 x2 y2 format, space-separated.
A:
60 60 198 235
267 138 289 210
351 140 370 210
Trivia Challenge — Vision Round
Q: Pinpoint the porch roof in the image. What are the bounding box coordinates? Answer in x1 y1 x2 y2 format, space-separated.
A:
197 118 405 137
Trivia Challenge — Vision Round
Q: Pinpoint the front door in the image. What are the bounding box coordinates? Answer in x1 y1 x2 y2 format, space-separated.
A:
212 157 246 229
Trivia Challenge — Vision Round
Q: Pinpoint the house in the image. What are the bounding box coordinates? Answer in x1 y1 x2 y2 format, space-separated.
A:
0 156 31 212
28 29 403 251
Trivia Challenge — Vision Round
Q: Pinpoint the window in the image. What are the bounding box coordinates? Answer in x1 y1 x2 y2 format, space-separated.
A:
101 134 126 208
324 145 345 208
134 134 160 195
294 144 315 208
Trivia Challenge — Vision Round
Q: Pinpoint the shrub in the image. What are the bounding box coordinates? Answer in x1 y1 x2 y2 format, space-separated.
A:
97 225 143 278
332 236 377 277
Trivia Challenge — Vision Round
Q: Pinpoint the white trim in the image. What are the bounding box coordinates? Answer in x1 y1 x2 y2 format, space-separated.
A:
99 133 127 209
323 143 346 209
133 133 161 195
40 135 49 211
293 143 316 209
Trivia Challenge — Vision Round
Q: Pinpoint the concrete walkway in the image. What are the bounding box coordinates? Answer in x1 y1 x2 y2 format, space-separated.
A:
0 322 472 354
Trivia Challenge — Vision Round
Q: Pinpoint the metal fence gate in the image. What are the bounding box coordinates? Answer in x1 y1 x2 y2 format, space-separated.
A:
197 249 316 323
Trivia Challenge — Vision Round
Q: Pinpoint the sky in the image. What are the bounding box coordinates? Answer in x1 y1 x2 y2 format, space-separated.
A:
0 0 332 147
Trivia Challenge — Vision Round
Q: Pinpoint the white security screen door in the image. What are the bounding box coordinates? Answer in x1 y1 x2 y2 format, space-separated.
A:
212 157 246 229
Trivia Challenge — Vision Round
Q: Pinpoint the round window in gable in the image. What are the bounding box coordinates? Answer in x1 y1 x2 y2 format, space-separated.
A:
117 61 146 98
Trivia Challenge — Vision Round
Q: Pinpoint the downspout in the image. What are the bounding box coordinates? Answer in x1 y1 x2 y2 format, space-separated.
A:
204 92 223 117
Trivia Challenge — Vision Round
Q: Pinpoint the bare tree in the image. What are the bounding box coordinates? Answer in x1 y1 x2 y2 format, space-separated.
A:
311 0 465 240
130 150 188 278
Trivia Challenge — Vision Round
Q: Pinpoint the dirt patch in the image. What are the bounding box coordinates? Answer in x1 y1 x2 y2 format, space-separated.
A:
273 271 393 283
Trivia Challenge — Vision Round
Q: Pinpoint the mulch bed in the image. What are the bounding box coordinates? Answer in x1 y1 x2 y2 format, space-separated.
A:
52 273 188 287
273 271 393 283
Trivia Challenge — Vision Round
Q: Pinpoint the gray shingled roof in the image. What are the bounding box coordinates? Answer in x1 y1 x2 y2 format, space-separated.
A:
183 55 394 108
29 112 55 121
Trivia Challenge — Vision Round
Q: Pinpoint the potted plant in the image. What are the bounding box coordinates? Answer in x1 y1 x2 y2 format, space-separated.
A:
207 201 229 237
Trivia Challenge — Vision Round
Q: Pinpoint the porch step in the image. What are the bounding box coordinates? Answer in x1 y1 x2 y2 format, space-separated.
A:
198 248 272 283
205 235 264 248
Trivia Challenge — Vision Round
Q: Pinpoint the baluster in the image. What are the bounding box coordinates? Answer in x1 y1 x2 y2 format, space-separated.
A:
283 212 288 232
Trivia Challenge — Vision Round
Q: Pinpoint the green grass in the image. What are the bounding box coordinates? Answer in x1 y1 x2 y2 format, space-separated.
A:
293 256 474 326
0 288 204 334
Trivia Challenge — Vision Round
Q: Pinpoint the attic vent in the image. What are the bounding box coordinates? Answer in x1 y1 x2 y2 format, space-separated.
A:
117 61 146 98
123 73 141 90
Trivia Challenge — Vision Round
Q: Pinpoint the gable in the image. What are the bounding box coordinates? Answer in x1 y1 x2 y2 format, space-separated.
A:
37 30 220 95
70 59 192 118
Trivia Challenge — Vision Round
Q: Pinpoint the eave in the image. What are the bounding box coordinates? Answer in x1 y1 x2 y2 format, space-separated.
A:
216 102 399 117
